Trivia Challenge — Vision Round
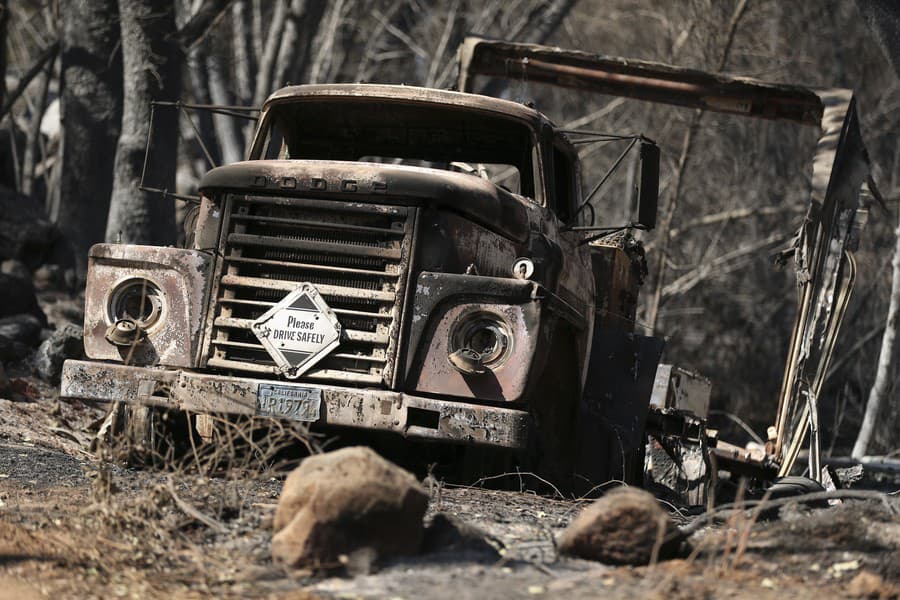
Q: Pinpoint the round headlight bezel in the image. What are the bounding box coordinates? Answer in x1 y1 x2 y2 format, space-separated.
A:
106 277 165 331
448 310 513 370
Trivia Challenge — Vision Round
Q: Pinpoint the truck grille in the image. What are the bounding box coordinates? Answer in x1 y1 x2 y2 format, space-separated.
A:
204 194 416 386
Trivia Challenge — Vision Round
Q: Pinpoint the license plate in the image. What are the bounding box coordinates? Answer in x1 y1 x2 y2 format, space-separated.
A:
256 384 322 422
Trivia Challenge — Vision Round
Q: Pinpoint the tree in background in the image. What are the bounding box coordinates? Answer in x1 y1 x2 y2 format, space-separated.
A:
56 0 122 277
105 0 181 245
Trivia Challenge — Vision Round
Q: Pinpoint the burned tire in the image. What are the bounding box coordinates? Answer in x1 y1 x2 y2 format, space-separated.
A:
764 476 826 500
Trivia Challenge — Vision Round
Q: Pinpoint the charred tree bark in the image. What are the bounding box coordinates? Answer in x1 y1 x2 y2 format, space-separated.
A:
206 51 245 163
231 0 255 104
252 0 288 107
56 0 122 278
186 45 223 167
21 59 53 198
0 0 7 112
855 0 900 77
106 0 181 245
273 0 327 87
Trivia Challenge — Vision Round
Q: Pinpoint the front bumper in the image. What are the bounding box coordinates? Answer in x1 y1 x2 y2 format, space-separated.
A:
61 360 529 449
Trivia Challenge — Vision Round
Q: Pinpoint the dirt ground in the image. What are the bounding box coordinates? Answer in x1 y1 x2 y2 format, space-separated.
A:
1 366 898 599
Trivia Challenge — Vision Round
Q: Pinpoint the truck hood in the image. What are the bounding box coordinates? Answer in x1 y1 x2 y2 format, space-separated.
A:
199 160 533 243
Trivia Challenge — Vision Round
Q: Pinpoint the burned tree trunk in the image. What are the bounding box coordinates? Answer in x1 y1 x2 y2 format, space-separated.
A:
0 0 7 112
106 0 181 245
853 213 900 458
56 0 122 278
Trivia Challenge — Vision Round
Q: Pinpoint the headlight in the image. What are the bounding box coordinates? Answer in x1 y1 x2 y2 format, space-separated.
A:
107 278 165 330
448 311 512 373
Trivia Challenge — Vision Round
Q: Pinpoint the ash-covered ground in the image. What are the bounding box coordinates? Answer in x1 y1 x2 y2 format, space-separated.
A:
1 375 898 600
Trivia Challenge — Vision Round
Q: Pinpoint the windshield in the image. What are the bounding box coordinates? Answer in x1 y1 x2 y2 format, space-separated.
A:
252 99 536 198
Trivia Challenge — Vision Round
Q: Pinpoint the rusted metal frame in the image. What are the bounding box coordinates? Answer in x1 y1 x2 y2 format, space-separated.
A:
387 207 420 389
458 37 872 474
150 100 261 120
774 94 869 476
198 193 239 368
457 37 823 124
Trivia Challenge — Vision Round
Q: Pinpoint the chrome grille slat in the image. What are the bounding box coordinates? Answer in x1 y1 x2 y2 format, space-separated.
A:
224 255 397 277
228 233 402 260
230 214 406 236
204 194 414 386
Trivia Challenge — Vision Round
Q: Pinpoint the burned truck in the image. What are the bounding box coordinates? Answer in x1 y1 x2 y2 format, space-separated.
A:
61 37 874 496
61 82 659 490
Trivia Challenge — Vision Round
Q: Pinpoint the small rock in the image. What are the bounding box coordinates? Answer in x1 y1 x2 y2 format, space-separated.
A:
422 513 500 559
272 446 428 569
557 486 683 565
34 323 84 383
0 314 44 362
846 570 886 597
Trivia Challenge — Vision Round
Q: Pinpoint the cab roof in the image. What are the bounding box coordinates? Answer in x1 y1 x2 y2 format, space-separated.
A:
263 83 549 130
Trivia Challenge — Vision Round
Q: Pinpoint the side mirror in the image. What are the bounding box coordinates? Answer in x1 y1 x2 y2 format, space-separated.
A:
637 140 659 230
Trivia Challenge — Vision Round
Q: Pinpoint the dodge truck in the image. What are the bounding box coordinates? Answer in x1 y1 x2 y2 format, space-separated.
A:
60 37 874 496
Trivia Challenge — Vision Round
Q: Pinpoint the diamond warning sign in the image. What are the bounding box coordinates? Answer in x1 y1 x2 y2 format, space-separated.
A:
250 284 342 379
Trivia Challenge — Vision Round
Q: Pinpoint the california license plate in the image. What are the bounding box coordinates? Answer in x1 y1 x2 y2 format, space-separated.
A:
256 384 322 422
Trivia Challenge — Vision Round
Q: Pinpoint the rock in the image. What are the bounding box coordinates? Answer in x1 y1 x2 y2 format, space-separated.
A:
422 513 500 559
557 486 683 565
846 570 887 598
272 446 428 569
1 259 30 280
0 314 44 362
0 273 46 324
34 323 84 383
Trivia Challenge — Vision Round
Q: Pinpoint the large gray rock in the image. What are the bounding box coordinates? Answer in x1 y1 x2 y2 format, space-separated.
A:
34 323 84 383
557 486 683 565
272 446 428 569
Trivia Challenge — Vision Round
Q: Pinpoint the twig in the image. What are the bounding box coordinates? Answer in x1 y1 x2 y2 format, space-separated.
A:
166 477 227 533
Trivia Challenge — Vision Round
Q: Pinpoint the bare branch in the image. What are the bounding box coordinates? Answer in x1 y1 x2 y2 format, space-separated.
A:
176 0 236 49
0 40 59 123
